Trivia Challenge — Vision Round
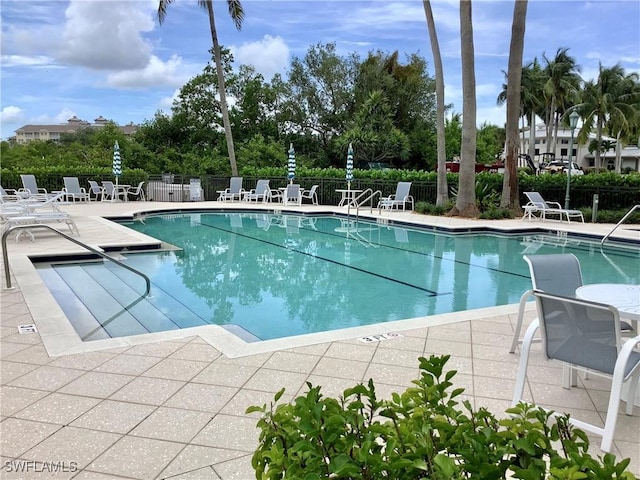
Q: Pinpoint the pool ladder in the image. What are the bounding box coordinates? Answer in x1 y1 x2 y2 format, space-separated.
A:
346 188 383 222
600 204 640 246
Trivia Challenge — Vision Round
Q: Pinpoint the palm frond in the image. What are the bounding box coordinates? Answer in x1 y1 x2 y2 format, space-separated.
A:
227 0 245 30
157 0 175 24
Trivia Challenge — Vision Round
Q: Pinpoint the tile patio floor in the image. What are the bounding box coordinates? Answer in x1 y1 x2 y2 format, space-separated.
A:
1 201 638 478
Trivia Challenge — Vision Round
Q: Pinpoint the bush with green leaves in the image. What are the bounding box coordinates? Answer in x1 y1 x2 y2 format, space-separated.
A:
249 355 635 479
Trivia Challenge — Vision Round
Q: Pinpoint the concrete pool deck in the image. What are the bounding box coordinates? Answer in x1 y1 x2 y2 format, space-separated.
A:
1 201 639 478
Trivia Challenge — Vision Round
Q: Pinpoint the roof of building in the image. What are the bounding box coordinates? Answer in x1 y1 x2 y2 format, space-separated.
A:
15 116 138 135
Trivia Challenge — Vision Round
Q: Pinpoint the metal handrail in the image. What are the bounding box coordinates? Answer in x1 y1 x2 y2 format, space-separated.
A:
600 204 640 246
2 224 151 297
346 189 382 221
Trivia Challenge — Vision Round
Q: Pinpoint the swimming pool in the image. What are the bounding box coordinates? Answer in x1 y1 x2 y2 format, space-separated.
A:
36 212 640 342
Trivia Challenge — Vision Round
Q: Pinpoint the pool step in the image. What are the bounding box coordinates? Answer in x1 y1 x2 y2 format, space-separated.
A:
45 261 208 340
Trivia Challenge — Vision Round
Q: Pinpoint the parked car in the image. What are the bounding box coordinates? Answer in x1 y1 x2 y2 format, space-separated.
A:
540 161 584 175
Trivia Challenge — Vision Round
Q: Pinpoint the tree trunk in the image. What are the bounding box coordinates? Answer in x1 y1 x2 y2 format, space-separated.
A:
615 132 622 173
205 0 238 176
455 0 479 217
501 0 527 210
595 117 603 172
423 0 448 206
528 110 536 166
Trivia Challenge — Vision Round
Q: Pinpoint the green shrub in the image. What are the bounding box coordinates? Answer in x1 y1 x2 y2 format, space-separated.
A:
479 206 515 219
415 201 454 216
249 355 635 479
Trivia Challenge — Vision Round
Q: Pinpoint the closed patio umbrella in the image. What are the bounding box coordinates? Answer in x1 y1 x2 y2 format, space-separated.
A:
113 141 122 187
346 143 354 190
287 143 296 184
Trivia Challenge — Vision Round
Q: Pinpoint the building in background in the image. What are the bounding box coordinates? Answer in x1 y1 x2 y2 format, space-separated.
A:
12 116 138 144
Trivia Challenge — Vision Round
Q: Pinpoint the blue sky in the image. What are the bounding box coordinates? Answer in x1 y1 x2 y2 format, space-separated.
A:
1 0 639 141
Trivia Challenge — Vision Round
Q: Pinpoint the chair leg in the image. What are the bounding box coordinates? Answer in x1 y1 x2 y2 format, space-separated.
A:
510 289 533 353
512 319 539 406
624 373 639 416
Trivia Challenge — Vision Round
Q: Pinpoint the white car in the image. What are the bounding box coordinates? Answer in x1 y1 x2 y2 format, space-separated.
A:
541 161 584 175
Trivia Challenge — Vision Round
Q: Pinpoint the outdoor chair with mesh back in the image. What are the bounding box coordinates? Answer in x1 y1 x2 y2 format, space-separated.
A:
62 177 89 202
510 254 632 353
301 185 319 205
87 181 104 201
217 177 244 202
378 181 414 211
19 174 49 199
127 181 146 201
244 179 271 203
522 191 584 223
283 184 301 206
512 289 640 453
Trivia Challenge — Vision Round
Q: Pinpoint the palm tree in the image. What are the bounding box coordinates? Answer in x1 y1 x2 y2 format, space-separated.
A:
157 0 245 176
575 63 639 171
500 0 528 210
455 0 478 217
542 48 581 155
422 0 448 206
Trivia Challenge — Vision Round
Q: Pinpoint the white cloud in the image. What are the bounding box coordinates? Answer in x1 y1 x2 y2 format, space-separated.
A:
231 35 290 80
33 108 78 125
159 89 181 109
0 106 26 123
1 55 54 67
106 55 190 89
56 0 156 70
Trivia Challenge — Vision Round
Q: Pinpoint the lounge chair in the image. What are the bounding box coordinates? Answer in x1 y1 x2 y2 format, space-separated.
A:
244 180 271 203
19 174 49 199
522 191 584 223
217 177 244 202
378 182 414 211
283 184 301 206
62 177 90 202
512 289 640 453
127 181 146 201
301 185 319 205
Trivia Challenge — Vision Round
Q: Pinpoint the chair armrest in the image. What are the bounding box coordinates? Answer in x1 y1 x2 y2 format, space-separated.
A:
546 201 562 209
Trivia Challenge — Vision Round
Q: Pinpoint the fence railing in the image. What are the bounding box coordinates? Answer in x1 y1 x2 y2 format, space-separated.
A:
3 173 638 211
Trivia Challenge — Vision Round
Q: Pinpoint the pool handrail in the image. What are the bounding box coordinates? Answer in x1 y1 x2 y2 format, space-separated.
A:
600 204 640 246
2 224 151 298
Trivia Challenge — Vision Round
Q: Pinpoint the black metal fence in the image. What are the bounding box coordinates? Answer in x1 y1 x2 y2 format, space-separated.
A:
3 173 638 211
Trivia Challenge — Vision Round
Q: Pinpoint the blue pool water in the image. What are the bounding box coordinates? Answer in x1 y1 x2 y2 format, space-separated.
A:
36 212 640 342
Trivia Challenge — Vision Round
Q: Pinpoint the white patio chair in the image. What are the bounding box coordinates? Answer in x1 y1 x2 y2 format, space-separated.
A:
244 179 271 203
512 289 640 453
378 182 414 211
62 177 89 202
283 184 301 206
19 174 49 199
217 177 244 202
301 185 319 205
87 181 104 201
127 181 146 201
101 181 127 202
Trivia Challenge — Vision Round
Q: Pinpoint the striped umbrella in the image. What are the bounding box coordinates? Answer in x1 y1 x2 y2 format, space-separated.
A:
112 141 122 187
346 143 354 190
287 143 296 184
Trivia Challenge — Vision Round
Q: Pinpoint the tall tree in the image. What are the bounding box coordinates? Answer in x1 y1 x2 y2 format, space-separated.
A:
500 0 528 211
157 0 245 176
542 48 581 155
423 0 448 206
575 63 639 171
455 0 479 217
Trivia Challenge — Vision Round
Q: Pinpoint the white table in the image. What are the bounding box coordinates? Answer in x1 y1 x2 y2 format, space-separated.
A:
336 189 362 207
576 283 640 406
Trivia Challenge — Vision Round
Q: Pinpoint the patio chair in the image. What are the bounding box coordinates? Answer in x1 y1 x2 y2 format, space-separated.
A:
301 185 319 205
512 289 640 453
378 182 414 211
62 177 90 202
87 181 104 201
244 179 271 203
101 181 128 202
19 174 48 199
217 177 244 202
127 181 146 201
283 184 301 206
522 191 584 223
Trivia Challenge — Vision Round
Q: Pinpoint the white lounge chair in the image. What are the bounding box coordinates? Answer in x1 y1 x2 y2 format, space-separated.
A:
217 177 244 202
62 177 89 202
378 182 414 211
512 289 640 453
244 180 271 203
522 191 584 223
19 174 49 199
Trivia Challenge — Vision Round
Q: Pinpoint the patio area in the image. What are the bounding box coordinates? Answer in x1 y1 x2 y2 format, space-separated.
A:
1 201 639 478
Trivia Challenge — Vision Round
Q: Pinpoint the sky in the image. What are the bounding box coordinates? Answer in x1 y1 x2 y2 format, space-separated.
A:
1 0 639 141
